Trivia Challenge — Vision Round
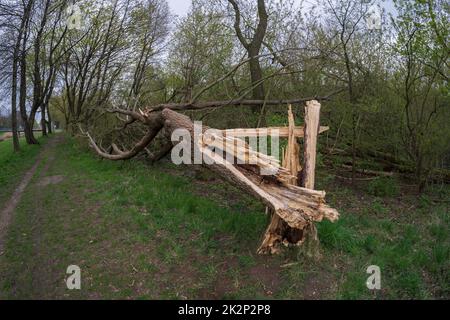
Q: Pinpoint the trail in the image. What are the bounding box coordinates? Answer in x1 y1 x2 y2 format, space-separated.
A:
0 136 62 254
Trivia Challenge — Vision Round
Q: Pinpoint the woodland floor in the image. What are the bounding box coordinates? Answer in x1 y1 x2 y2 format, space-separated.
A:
0 134 448 300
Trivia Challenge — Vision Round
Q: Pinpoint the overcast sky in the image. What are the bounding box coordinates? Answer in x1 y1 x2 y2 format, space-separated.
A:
166 0 397 18
167 0 191 17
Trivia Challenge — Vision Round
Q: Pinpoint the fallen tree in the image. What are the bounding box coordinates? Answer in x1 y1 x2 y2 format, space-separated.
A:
82 102 339 254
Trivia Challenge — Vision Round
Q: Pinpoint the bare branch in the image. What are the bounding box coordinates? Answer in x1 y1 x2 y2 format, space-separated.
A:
227 0 249 49
83 124 164 161
147 95 338 112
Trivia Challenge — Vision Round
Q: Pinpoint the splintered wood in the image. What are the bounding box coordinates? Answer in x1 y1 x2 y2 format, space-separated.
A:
258 106 303 253
302 100 321 189
283 105 302 185
200 132 291 181
197 102 339 243
220 126 329 138
257 102 338 254
258 105 304 254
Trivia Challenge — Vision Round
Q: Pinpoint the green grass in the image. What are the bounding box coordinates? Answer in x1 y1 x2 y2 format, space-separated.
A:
0 136 47 205
0 135 448 299
317 188 449 299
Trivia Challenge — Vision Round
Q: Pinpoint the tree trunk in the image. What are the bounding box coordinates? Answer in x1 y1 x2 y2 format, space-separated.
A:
228 0 267 115
41 105 47 136
18 0 38 145
46 103 53 134
86 108 339 255
248 47 266 120
26 108 39 144
19 69 38 145
248 47 265 100
258 106 303 254
11 53 21 152
416 155 426 193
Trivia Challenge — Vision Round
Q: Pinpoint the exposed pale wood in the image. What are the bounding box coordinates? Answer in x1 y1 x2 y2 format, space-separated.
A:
258 101 327 255
259 105 304 254
258 216 285 254
300 100 323 258
220 126 329 138
201 146 309 229
199 132 297 183
301 100 321 189
286 105 301 181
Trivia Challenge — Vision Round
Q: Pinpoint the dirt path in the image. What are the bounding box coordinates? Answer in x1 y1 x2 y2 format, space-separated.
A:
0 136 62 254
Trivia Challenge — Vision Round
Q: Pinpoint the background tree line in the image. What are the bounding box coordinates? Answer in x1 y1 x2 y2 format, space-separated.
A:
0 0 448 191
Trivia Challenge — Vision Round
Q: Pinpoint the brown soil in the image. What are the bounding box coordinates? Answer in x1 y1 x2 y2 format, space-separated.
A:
37 175 65 187
0 132 13 142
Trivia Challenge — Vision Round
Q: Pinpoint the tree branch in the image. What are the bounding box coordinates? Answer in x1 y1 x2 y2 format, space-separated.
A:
228 0 249 49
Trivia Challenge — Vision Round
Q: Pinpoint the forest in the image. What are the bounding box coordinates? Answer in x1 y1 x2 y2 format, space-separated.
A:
0 0 448 300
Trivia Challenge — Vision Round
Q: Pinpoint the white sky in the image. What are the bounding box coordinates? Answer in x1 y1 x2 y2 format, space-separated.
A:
166 0 397 18
166 0 191 18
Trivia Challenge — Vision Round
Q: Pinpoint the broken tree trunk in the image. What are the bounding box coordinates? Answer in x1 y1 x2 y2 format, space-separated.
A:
161 108 338 228
258 101 325 255
84 104 339 254
258 105 304 254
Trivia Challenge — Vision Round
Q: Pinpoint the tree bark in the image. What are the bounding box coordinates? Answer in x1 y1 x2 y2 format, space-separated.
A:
18 0 38 145
10 0 35 150
41 105 47 136
46 103 53 134
11 46 21 152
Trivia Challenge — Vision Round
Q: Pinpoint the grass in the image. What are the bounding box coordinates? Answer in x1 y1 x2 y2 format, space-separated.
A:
0 136 47 205
317 178 449 299
0 134 448 299
366 177 400 197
